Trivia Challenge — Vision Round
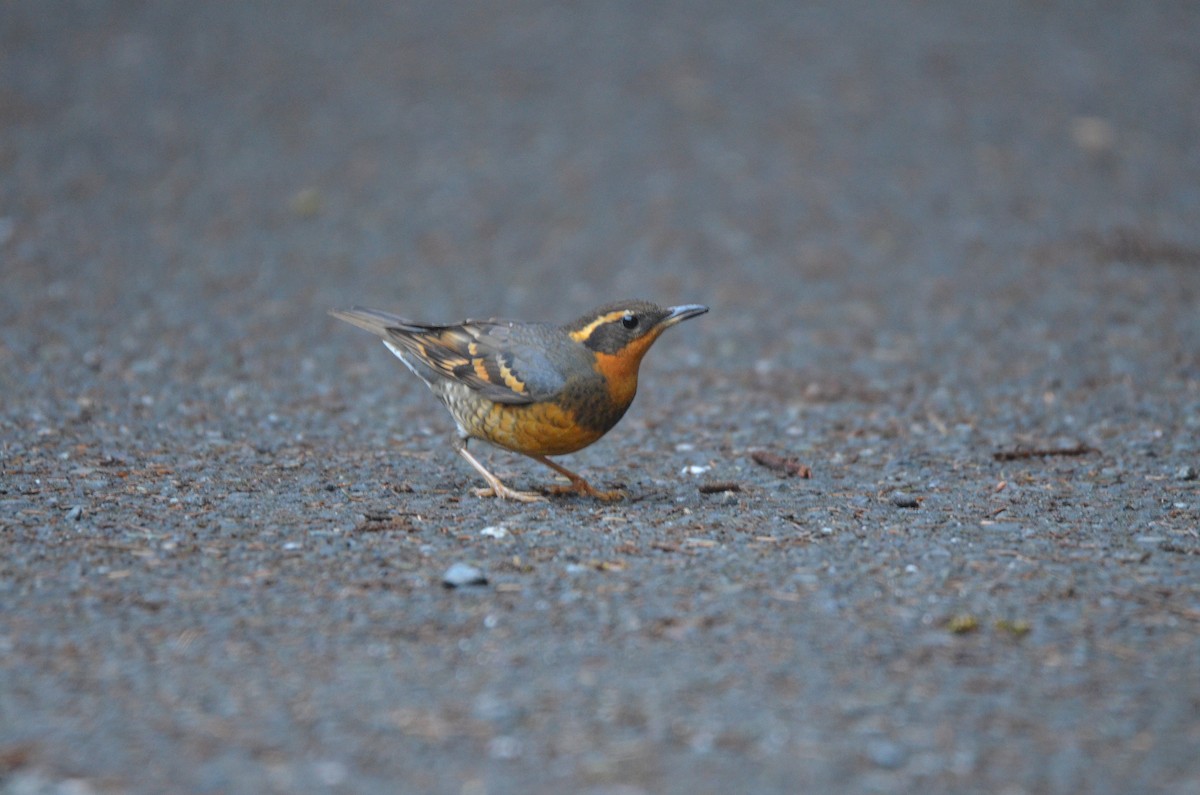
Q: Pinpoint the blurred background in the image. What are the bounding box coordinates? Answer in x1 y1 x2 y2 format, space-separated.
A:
5 2 1196 401
2 2 1199 792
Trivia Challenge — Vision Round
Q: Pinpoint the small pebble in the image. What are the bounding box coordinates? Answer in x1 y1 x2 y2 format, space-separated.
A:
443 562 488 588
290 187 321 218
65 505 84 521
313 760 348 786
1176 465 1198 481
947 614 979 634
891 492 920 508
488 735 522 760
480 525 508 539
1070 116 1114 154
867 739 908 769
139 592 167 610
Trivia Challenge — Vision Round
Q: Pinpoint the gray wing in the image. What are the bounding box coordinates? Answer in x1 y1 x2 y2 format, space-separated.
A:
330 308 566 404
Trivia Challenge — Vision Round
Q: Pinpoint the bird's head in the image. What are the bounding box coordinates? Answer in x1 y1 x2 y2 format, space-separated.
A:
565 300 709 400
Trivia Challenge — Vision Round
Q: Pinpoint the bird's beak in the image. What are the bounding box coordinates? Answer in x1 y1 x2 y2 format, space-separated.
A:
663 304 709 326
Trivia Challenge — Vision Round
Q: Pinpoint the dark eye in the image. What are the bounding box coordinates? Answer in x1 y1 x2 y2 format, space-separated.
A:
622 313 639 330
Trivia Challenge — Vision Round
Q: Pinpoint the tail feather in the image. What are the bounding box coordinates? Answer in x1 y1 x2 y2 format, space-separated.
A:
329 307 431 337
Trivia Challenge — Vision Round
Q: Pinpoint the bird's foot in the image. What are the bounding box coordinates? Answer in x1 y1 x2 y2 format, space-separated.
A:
473 484 547 502
544 479 626 501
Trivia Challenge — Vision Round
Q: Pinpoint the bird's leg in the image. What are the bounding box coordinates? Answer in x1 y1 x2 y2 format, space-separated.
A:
529 455 626 501
453 437 546 502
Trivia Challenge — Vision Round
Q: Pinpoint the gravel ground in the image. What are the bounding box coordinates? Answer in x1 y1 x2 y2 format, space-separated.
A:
3 2 1199 793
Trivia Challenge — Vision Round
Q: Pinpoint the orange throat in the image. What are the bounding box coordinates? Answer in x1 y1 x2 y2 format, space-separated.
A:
591 330 662 407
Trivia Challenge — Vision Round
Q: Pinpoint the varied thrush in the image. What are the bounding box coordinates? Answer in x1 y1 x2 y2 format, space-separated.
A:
330 300 708 502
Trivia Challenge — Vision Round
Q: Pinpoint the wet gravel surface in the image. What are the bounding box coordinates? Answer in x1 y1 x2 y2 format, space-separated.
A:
3 2 1200 793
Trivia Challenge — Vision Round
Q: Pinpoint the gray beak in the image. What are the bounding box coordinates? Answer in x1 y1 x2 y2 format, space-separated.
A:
663 304 709 325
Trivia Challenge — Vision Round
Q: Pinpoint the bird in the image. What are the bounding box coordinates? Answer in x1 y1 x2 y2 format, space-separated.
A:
330 299 709 502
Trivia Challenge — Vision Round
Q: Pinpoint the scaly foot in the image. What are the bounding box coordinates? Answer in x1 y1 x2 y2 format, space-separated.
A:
544 479 626 501
473 484 547 502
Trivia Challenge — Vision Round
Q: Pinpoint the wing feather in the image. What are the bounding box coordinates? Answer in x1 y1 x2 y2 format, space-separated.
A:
330 308 564 404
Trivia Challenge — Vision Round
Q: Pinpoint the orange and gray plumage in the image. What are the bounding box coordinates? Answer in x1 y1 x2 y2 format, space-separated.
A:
330 300 708 501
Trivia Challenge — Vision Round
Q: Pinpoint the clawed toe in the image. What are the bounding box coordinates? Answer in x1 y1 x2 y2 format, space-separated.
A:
473 485 547 503
544 481 626 501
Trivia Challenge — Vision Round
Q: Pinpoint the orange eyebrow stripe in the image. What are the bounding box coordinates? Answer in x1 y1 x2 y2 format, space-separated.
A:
568 310 629 343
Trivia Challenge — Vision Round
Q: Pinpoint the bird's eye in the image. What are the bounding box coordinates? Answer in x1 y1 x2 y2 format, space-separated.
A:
622 313 639 330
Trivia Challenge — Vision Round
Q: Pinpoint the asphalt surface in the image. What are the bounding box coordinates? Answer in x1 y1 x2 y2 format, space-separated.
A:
3 2 1199 793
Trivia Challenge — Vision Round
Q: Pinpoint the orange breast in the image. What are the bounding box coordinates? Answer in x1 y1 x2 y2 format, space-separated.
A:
469 401 605 456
